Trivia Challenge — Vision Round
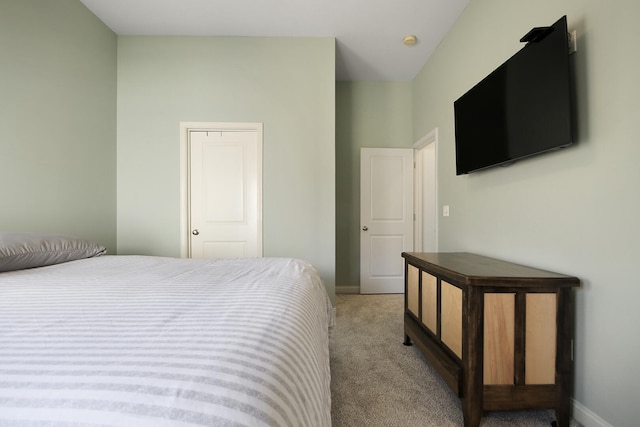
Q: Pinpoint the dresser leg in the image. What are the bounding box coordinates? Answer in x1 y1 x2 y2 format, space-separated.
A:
462 397 482 427
462 286 484 427
403 334 412 346
554 405 570 427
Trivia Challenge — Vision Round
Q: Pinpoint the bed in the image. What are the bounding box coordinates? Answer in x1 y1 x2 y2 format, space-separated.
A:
0 233 333 426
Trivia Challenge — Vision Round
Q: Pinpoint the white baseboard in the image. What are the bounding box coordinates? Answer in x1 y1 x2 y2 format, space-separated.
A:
572 399 613 427
336 286 360 294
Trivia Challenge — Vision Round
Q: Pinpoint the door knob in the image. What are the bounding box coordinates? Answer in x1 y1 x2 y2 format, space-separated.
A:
362 226 368 231
192 229 200 236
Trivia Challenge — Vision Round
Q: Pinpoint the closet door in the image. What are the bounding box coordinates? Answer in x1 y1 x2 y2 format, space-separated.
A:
189 129 261 258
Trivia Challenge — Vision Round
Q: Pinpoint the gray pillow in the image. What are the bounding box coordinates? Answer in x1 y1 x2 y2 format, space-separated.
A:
0 232 107 272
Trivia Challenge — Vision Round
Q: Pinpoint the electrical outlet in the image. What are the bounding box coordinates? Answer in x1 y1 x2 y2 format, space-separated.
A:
443 205 450 217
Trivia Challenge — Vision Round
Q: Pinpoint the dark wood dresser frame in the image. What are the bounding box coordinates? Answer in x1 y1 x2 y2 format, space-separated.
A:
402 252 579 427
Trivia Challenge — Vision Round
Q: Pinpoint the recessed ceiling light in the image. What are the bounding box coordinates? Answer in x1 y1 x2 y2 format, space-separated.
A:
403 35 417 46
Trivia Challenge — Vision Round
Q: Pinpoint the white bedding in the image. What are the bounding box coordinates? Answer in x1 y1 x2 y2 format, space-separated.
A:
0 256 333 427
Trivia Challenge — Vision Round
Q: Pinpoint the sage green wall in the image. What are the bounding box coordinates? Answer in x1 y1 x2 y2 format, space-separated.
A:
412 0 640 425
335 81 412 291
0 0 117 252
116 36 336 302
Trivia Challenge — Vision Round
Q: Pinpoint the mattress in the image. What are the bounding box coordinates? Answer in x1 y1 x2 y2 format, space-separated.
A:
0 255 333 426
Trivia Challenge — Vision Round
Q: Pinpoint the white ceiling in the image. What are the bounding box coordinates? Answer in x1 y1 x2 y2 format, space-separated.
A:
79 0 469 81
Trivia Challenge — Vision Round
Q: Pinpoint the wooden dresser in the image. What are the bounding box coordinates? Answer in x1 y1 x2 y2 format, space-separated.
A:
402 252 579 427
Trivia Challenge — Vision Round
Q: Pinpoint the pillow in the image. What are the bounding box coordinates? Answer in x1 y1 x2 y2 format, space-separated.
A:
0 232 107 272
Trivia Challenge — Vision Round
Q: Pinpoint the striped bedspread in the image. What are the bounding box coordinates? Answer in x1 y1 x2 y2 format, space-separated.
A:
0 256 333 426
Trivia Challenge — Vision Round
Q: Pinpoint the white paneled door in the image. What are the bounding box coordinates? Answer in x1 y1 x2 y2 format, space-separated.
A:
360 148 414 294
189 129 262 259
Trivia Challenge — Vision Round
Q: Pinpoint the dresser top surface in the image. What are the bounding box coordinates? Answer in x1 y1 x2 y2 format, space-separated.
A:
402 252 579 287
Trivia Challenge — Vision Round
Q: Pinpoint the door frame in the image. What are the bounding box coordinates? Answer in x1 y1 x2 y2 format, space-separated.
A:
413 128 439 252
179 121 263 258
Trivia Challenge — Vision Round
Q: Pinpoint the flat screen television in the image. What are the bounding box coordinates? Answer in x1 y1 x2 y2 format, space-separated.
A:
454 16 573 175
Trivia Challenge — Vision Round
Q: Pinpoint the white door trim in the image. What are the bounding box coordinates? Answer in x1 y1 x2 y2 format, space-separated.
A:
179 121 263 258
413 128 438 252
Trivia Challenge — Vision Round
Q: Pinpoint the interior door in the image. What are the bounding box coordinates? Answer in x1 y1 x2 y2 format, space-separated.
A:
189 130 261 258
360 148 414 293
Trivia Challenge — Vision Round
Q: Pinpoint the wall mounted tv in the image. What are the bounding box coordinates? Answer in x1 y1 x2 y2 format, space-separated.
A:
454 16 573 175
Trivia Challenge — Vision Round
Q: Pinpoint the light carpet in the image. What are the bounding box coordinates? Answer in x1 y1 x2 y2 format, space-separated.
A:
329 294 582 427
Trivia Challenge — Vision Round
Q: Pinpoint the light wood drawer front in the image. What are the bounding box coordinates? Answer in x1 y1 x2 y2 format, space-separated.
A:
421 272 437 333
484 293 515 385
407 264 419 317
441 281 462 358
526 293 557 384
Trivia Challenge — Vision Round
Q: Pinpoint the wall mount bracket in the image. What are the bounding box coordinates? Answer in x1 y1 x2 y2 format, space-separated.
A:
520 26 554 43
